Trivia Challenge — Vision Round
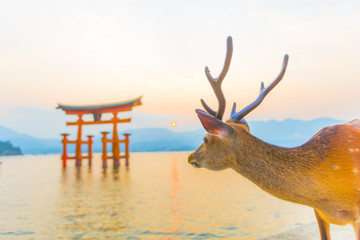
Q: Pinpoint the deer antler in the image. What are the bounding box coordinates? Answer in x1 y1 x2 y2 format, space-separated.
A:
229 54 289 123
201 36 233 120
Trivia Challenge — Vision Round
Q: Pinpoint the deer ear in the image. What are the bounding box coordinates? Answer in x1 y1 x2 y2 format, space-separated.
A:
196 109 231 137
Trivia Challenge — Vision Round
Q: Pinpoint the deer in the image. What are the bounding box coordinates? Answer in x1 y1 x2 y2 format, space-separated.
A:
188 36 360 240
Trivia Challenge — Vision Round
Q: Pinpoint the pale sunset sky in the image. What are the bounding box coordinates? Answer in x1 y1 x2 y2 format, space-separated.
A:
0 0 359 138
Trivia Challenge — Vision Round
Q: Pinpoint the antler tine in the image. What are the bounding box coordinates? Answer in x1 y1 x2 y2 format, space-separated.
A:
201 36 233 120
230 54 289 123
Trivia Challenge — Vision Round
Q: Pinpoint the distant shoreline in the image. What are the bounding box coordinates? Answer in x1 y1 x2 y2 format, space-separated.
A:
0 151 193 159
1 118 344 154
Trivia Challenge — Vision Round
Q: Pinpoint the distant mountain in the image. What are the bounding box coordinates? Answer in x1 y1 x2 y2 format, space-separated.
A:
0 118 347 154
250 118 345 147
94 128 206 152
0 125 59 154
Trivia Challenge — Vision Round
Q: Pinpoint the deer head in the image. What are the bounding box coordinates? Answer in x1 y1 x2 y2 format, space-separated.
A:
188 36 289 170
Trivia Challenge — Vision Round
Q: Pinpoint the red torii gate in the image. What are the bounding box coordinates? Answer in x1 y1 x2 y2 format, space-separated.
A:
57 96 142 167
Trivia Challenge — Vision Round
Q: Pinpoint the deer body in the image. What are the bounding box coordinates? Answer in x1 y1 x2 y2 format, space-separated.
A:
189 36 360 239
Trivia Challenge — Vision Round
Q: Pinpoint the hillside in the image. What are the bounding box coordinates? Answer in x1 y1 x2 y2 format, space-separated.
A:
0 140 22 156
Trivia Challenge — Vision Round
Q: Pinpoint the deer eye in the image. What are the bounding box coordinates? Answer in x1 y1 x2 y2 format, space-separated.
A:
203 137 208 144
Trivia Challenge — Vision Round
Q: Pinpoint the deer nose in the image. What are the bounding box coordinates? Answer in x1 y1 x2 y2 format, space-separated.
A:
188 153 201 168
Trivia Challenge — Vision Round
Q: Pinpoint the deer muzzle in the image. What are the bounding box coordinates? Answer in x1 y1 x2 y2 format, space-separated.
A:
188 153 201 168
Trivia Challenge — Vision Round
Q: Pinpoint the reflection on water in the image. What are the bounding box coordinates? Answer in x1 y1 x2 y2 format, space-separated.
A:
56 162 133 239
0 152 315 239
170 156 183 235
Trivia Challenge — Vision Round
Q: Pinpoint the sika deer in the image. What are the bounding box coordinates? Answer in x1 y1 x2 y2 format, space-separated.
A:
188 36 360 240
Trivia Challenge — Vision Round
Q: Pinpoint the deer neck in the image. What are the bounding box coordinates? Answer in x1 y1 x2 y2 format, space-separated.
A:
230 129 313 204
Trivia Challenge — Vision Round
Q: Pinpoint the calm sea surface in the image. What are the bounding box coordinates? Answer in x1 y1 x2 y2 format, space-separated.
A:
0 152 315 240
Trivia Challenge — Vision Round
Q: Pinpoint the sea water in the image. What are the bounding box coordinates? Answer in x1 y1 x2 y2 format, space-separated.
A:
0 152 314 239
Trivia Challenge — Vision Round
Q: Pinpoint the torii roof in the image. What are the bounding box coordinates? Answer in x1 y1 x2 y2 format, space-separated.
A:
57 96 142 115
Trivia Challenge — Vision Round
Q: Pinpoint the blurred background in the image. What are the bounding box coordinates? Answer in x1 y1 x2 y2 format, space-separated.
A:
0 0 359 140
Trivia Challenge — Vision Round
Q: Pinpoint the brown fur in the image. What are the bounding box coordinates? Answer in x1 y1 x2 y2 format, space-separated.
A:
188 120 360 239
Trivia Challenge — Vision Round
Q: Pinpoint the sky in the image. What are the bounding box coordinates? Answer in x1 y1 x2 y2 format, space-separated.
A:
0 0 360 139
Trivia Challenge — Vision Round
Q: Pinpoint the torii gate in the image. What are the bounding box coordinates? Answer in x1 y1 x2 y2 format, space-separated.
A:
57 96 142 167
